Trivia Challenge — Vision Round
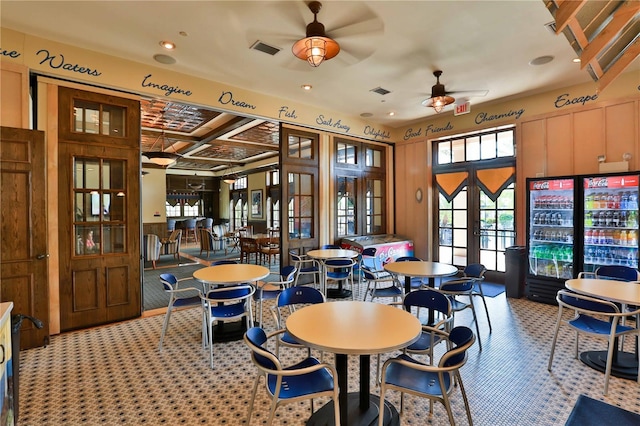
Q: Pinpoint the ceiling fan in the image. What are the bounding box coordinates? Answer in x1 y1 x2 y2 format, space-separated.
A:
421 70 489 113
252 1 384 69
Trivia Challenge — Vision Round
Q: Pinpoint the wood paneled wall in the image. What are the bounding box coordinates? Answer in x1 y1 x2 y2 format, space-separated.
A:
0 62 29 128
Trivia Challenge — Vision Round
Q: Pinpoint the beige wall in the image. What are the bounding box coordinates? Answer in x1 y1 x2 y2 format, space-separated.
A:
141 168 167 223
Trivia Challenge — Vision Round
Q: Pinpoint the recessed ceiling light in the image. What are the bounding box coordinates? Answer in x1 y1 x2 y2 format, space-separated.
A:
160 40 176 50
360 112 373 118
301 84 312 91
572 58 581 63
529 55 554 66
179 31 188 37
388 112 395 116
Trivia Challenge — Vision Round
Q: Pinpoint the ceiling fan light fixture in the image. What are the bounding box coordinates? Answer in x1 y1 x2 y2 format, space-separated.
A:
292 1 340 67
431 95 455 113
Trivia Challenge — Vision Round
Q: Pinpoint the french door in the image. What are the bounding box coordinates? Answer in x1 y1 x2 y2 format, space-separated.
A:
433 128 516 283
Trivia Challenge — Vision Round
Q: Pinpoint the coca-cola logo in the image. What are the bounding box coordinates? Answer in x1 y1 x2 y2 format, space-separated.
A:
533 181 549 190
587 177 609 188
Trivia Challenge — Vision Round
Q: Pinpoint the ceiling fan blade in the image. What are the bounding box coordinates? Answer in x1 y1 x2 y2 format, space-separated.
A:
328 16 384 40
445 89 489 97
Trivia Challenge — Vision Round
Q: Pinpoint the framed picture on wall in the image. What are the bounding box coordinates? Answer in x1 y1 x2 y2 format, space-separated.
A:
251 189 263 218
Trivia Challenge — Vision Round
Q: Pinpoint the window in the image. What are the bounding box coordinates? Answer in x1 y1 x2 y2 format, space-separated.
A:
165 195 201 217
333 138 387 237
288 172 313 239
437 126 515 164
73 99 126 137
337 177 357 236
73 157 127 256
288 134 314 160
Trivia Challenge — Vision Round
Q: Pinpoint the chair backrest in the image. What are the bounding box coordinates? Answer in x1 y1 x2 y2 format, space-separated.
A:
280 265 297 281
404 289 452 316
240 237 259 252
186 218 197 228
441 326 475 368
245 327 280 371
204 218 214 229
143 234 161 260
277 286 325 308
159 273 178 291
205 284 255 302
361 265 379 281
167 219 176 231
557 289 619 314
211 259 238 266
595 265 639 282
463 263 486 280
321 244 340 249
199 228 214 248
440 278 475 293
396 256 422 262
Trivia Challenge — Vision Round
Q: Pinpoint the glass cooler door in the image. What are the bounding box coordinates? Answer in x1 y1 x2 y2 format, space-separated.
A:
528 178 575 280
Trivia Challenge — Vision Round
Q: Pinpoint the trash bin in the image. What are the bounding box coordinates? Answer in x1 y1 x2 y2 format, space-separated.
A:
505 246 527 298
11 314 43 424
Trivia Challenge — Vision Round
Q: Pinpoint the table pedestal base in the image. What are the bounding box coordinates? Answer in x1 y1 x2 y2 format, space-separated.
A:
211 320 247 343
580 350 639 380
306 393 399 426
326 288 352 299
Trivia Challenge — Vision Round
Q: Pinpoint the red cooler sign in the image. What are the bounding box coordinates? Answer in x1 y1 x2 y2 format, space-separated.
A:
530 179 574 191
584 175 639 189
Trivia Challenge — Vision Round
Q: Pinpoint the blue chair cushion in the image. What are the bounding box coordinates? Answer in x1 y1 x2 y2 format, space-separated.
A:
173 296 201 308
210 302 248 319
266 357 334 398
569 314 634 336
384 354 451 397
406 331 445 352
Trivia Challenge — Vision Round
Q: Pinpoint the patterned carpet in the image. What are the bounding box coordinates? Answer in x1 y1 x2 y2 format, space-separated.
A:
18 281 640 425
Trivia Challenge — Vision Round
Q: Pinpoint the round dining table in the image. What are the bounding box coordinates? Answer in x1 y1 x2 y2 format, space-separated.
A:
565 278 640 380
384 260 458 323
307 248 359 298
193 263 270 342
286 300 421 426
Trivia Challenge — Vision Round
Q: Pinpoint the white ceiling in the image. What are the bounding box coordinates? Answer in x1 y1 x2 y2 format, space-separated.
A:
5 1 636 130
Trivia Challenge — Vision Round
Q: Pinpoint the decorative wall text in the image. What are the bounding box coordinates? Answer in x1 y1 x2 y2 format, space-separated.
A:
426 122 453 135
475 108 524 125
36 49 101 76
141 74 192 97
403 127 423 140
554 92 598 108
316 115 351 133
0 47 21 58
278 106 298 119
363 125 390 140
218 91 256 110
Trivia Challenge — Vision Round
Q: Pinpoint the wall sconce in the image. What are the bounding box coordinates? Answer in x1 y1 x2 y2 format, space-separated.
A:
597 155 606 163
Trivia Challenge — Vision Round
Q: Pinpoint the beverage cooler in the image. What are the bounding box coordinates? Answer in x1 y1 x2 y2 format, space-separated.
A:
526 177 577 304
582 173 639 273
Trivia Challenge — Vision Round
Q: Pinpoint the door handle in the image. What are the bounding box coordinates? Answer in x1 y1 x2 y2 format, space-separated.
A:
36 254 50 260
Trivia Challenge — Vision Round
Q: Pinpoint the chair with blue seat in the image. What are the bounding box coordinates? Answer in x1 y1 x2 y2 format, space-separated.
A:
244 327 340 425
548 289 640 395
290 251 321 289
272 286 326 356
167 219 176 236
201 284 255 369
378 326 476 426
323 257 357 299
253 265 297 326
321 244 341 249
596 265 640 281
438 278 484 351
456 263 492 334
362 265 403 303
158 273 202 351
184 218 198 244
394 256 428 290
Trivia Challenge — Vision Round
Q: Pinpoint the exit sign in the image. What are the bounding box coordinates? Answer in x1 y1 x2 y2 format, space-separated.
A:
454 101 471 116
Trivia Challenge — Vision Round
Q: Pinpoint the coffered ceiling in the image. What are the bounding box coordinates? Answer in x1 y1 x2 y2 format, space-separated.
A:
2 1 638 174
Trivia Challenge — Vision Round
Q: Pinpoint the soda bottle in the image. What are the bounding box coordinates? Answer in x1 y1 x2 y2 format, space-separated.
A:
630 192 638 209
613 211 620 227
585 229 592 244
621 192 629 209
605 230 614 245
585 194 593 209
620 230 627 246
598 230 606 244
593 193 600 209
607 194 615 209
628 230 637 246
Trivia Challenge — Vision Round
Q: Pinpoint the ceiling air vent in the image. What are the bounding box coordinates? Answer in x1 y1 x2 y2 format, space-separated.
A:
250 40 281 56
544 21 557 34
370 87 391 96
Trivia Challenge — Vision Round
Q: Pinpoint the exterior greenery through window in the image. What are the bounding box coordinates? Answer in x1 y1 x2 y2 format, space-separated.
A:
434 126 515 272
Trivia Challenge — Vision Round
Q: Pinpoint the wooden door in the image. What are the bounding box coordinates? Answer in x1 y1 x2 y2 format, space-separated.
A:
57 87 141 331
280 126 320 266
0 126 50 349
